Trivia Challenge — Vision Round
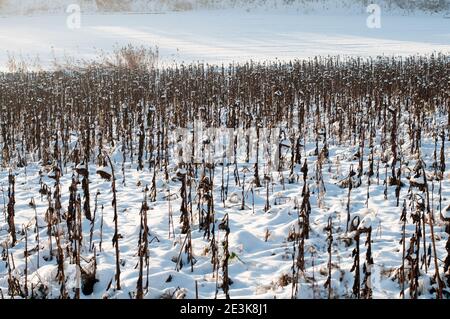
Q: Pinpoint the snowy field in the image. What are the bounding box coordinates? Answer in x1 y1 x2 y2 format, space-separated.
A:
0 55 448 299
0 10 449 69
3 132 450 300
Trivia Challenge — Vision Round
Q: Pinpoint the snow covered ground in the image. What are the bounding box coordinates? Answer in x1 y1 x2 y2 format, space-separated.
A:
0 10 449 70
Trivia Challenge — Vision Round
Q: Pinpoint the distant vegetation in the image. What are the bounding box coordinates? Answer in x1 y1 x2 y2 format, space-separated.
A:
0 0 448 15
0 48 449 299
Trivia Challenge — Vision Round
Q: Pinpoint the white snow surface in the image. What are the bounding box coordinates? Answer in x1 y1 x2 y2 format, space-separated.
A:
0 5 449 300
0 10 449 70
